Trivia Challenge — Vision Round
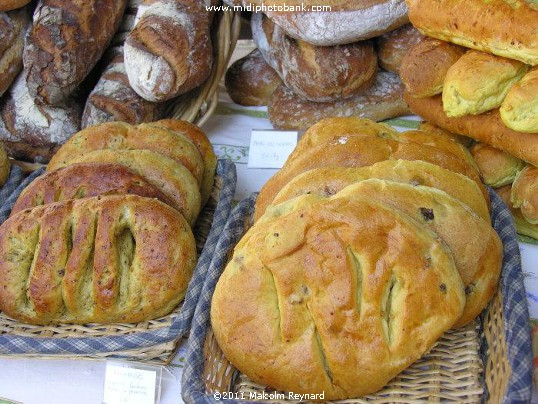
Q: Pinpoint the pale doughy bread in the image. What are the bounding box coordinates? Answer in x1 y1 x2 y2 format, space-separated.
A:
212 194 465 399
400 37 466 98
442 50 528 118
500 67 538 133
511 165 538 224
271 160 490 222
470 143 525 188
334 179 501 327
406 0 538 65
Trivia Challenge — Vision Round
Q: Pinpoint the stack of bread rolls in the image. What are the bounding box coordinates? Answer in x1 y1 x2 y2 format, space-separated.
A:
0 119 217 325
0 0 217 163
224 2 426 129
211 117 502 399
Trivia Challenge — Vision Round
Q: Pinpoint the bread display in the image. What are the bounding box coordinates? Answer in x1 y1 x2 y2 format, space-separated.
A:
404 93 538 166
375 23 423 74
212 195 466 400
0 195 197 325
442 51 528 117
10 163 173 215
252 13 377 102
82 46 164 128
242 0 409 46
24 0 128 105
0 8 29 97
500 67 538 133
406 0 538 65
124 0 213 102
0 74 82 163
512 165 537 224
0 0 30 11
224 49 282 106
268 71 409 130
470 143 525 188
400 37 466 98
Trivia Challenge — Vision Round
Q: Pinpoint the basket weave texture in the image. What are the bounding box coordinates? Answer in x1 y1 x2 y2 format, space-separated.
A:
0 159 237 364
181 190 533 403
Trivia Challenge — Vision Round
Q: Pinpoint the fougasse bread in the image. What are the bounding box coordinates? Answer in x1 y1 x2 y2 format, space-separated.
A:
0 195 196 325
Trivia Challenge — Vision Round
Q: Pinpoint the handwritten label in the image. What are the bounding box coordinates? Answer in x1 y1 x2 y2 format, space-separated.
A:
247 130 298 169
103 363 156 404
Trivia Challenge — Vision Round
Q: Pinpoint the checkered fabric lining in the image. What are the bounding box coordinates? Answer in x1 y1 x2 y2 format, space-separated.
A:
0 159 237 355
181 190 533 404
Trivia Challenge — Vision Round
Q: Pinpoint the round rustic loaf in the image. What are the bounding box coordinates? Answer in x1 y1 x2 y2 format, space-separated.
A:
212 194 465 399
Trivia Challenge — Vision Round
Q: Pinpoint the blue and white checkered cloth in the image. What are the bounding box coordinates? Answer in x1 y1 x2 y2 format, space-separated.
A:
0 160 236 357
181 190 533 404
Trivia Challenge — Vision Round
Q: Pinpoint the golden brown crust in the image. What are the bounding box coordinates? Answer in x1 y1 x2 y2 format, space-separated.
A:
225 49 282 106
0 0 30 11
404 92 538 166
400 37 466 97
48 121 205 190
511 165 538 224
63 150 202 226
24 0 128 104
417 122 474 147
406 0 538 65
252 13 378 102
0 141 9 186
212 195 465 399
500 67 538 133
0 195 196 325
470 143 525 188
10 163 174 216
0 9 28 97
375 24 423 74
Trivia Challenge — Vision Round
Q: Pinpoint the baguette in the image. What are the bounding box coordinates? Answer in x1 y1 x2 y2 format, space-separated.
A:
404 92 538 166
0 8 29 97
252 13 377 102
406 0 538 65
268 71 409 130
124 0 213 102
24 0 128 105
0 195 196 325
82 46 163 128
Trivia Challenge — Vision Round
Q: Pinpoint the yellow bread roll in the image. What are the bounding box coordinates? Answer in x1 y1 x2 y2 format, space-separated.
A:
442 50 528 118
470 143 525 188
511 165 538 224
500 67 538 133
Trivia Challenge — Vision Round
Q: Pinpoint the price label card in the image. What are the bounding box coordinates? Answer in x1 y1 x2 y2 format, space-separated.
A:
248 130 298 169
103 363 157 404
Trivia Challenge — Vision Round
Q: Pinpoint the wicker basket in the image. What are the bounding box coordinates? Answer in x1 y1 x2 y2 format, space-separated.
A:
0 159 237 364
181 191 533 403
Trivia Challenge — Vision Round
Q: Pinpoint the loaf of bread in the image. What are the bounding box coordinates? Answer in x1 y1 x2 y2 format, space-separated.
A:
252 13 377 102
418 122 473 147
375 24 423 74
500 67 538 133
404 92 538 166
443 50 528 117
10 163 174 215
59 149 202 226
0 0 30 11
496 184 538 239
271 160 490 223
0 8 28 97
0 142 9 186
511 165 537 224
0 195 196 325
406 0 538 65
82 46 164 128
124 0 213 102
469 143 525 188
400 38 466 98
0 74 82 163
225 49 282 106
24 0 128 105
244 0 409 46
268 71 410 130
212 194 465 399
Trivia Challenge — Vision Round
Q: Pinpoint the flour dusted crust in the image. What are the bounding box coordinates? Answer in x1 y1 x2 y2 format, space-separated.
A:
252 13 377 102
268 71 409 130
246 0 409 46
212 194 465 399
375 24 423 74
